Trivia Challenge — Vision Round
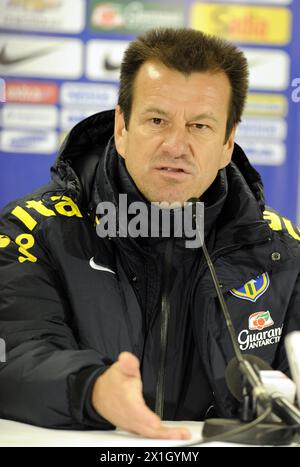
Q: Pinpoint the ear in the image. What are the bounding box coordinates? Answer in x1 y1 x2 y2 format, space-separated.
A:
219 125 236 169
114 105 127 159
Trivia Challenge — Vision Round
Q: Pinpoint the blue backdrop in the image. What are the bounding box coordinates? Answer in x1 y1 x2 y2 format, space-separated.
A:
0 0 299 223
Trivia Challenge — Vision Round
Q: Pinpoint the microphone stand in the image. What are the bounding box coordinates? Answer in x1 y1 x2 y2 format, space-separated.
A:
189 199 297 445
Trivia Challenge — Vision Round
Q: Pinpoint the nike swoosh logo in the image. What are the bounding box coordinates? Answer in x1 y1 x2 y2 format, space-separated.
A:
0 44 58 66
89 257 115 274
103 56 121 72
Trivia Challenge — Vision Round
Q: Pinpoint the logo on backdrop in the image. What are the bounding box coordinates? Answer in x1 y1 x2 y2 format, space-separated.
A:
291 78 300 103
86 39 129 81
89 0 184 34
190 3 291 45
8 0 60 11
5 81 58 104
0 35 83 79
0 44 58 66
1 0 85 34
0 78 5 102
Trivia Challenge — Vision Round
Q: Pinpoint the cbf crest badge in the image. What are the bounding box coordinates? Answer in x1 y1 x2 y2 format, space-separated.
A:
230 273 270 302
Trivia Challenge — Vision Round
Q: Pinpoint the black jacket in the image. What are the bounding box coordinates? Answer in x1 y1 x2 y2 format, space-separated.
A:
0 110 300 429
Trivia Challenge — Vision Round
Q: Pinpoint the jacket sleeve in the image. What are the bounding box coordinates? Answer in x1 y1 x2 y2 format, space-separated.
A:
0 210 114 430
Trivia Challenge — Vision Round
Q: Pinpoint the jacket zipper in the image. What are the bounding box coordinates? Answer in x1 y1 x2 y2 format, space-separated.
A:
154 234 271 419
155 238 174 419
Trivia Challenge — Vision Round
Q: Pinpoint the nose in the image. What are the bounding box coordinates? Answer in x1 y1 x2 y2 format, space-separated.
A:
161 125 189 158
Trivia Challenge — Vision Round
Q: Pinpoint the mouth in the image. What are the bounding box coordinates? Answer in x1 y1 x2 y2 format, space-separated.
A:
160 167 185 173
155 165 191 179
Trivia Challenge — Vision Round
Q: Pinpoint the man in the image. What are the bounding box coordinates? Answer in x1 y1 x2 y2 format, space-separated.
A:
0 28 299 440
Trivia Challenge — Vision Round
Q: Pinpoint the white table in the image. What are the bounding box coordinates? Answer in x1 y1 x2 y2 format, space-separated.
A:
0 419 249 447
0 419 204 447
0 419 298 447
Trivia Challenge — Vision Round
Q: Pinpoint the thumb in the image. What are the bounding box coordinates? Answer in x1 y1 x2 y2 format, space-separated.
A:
118 351 140 378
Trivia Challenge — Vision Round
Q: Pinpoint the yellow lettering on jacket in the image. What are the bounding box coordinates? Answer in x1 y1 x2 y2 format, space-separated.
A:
0 235 11 248
51 196 83 218
264 209 300 242
26 200 56 217
282 218 300 241
11 206 37 231
263 210 282 231
15 234 37 263
4 196 82 264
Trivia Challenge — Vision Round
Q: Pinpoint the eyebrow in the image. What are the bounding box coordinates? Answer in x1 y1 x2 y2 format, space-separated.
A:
142 107 219 123
142 107 170 117
192 113 219 123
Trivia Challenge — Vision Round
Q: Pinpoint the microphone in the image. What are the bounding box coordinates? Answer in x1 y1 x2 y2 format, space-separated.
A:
226 355 300 431
285 332 300 408
188 199 298 445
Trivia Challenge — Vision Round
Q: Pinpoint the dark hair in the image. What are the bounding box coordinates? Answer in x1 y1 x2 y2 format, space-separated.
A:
118 28 249 141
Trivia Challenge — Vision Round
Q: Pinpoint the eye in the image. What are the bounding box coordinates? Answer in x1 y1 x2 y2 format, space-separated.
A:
191 123 209 130
151 117 164 125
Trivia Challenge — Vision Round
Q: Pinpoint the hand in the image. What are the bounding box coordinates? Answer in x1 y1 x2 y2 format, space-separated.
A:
91 351 191 440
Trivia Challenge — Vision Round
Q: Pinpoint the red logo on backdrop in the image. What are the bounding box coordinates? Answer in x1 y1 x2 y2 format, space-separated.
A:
92 5 123 28
6 81 58 104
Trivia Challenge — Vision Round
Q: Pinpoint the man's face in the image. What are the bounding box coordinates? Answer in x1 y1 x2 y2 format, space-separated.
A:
115 60 236 204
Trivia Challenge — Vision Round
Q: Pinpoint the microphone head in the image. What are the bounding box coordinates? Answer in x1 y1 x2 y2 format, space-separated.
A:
225 355 271 401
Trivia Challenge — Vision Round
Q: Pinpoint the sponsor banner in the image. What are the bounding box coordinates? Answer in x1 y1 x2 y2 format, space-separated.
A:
243 48 290 91
0 78 5 102
190 3 291 45
291 78 300 103
5 80 58 104
207 0 292 4
236 140 286 166
1 104 58 130
0 0 85 33
86 39 129 81
60 108 102 131
0 34 83 79
0 129 57 154
60 82 118 108
245 93 288 118
236 117 287 140
89 0 184 34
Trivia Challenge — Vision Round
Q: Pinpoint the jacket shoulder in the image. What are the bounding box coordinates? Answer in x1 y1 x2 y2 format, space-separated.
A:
263 206 300 245
0 183 84 227
0 185 85 262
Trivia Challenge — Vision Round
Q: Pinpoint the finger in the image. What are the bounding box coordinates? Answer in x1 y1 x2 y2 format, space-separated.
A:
115 393 160 430
118 351 140 378
131 421 192 440
122 400 191 440
156 426 192 440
